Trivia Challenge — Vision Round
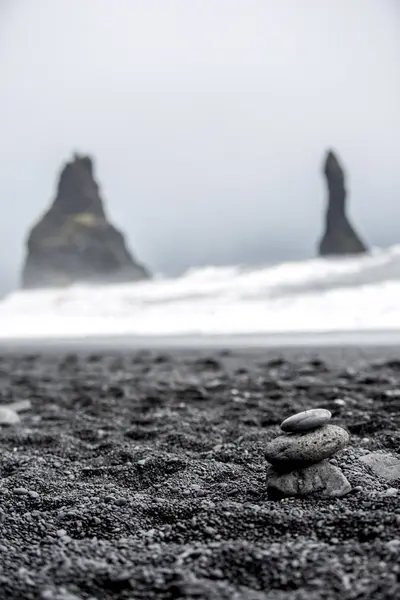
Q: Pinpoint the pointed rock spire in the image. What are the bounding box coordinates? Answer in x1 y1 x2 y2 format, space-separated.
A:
21 153 150 289
318 149 368 257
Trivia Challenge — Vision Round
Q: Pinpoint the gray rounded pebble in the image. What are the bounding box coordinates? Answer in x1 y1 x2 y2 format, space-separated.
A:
115 497 128 506
0 407 20 425
13 487 29 495
56 529 67 537
265 424 349 468
280 408 331 433
384 488 398 497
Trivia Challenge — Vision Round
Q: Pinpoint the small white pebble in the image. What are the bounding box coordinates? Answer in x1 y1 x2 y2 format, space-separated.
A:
385 389 400 398
333 398 346 406
56 529 67 537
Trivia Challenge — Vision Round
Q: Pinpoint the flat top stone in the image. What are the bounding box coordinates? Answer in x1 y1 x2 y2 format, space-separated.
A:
280 408 331 433
265 424 349 468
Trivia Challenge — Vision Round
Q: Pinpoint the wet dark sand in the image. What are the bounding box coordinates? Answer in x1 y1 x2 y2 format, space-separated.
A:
0 346 399 600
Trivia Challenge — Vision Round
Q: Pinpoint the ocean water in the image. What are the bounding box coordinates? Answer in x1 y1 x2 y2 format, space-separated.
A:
1 245 400 342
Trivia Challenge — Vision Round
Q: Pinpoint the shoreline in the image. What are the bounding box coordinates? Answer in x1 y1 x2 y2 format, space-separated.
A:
2 328 400 352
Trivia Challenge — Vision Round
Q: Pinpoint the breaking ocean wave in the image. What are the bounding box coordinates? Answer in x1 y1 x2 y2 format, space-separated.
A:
1 245 400 339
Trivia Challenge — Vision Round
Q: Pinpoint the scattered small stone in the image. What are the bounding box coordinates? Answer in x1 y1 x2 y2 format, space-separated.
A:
280 408 331 433
6 399 32 413
385 389 400 398
265 424 349 469
360 452 400 482
204 526 217 536
333 398 346 407
41 586 82 600
13 487 29 496
103 495 115 503
56 529 68 537
193 357 221 370
61 535 72 544
384 488 398 497
115 497 128 506
0 407 20 425
386 540 400 553
265 357 286 368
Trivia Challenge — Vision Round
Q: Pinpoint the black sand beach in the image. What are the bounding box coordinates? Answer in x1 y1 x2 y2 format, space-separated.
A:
0 346 399 600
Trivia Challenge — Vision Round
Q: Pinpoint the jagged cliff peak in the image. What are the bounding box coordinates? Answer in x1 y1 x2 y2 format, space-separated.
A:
21 153 150 289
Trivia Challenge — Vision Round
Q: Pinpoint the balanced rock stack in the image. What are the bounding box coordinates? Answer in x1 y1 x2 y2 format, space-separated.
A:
265 408 351 498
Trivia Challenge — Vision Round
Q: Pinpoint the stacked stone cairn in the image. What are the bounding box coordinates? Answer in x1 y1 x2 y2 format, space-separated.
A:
265 408 351 498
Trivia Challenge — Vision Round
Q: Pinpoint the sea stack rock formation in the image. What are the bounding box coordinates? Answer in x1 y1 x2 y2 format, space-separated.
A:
21 154 150 289
265 408 351 498
318 150 368 256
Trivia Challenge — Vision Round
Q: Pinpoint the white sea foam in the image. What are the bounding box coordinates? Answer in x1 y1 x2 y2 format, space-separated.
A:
1 245 400 339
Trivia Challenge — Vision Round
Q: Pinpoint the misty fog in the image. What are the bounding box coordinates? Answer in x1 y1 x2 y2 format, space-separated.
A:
0 0 399 293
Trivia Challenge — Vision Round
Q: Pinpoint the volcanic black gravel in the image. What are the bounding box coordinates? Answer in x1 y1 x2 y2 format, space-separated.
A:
0 346 400 600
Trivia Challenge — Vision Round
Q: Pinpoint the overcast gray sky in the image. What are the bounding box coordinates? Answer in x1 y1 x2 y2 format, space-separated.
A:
0 0 399 291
